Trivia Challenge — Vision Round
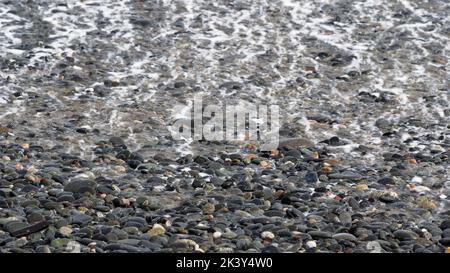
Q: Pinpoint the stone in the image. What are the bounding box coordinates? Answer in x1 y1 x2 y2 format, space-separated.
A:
305 171 319 183
377 177 395 185
393 230 419 241
59 226 73 237
261 231 275 241
71 214 93 226
332 233 357 241
366 241 383 253
308 230 332 239
148 224 165 236
202 203 215 214
305 240 317 249
329 171 363 180
64 180 96 195
50 238 71 248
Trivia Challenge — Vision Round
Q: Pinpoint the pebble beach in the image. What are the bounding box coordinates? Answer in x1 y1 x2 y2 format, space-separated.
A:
0 0 449 253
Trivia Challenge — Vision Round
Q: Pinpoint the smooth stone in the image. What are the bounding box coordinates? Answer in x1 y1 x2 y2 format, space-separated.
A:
64 180 96 195
59 226 73 237
377 177 395 185
305 171 319 183
339 212 352 226
51 238 71 248
5 221 29 234
393 230 419 241
104 243 143 253
27 213 45 224
366 241 383 253
438 237 450 246
308 230 332 239
117 239 141 246
332 233 357 241
440 220 450 230
71 214 93 226
328 171 363 180
279 138 314 149
148 224 165 236
57 195 76 202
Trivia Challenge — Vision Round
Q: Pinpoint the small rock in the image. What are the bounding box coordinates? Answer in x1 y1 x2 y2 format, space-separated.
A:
202 203 215 215
223 229 237 239
51 238 71 248
261 231 275 241
71 214 93 226
377 177 395 185
329 171 362 180
308 230 332 239
148 224 165 236
305 240 317 249
305 171 319 183
332 233 357 241
213 231 222 239
355 184 369 191
59 226 73 237
64 180 96 195
367 241 382 253
393 230 419 241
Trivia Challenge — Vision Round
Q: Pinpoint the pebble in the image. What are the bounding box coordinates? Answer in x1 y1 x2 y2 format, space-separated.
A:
305 240 317 249
261 231 275 241
308 230 332 239
305 171 319 183
212 231 222 239
332 233 357 241
59 226 73 237
71 214 93 226
393 230 419 241
202 203 215 214
64 180 96 195
328 171 363 180
148 224 166 236
366 241 383 253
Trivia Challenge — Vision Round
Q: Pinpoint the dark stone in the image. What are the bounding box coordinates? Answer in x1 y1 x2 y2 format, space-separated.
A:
64 180 96 195
308 230 332 239
379 193 397 203
378 177 395 185
394 230 419 241
71 214 93 226
192 178 206 188
440 220 450 230
261 245 281 253
305 171 319 183
9 221 49 237
57 195 76 203
439 237 450 246
76 128 88 134
127 160 141 169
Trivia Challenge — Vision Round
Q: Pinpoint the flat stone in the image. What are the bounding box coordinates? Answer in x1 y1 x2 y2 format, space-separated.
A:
393 230 419 241
308 230 332 239
71 214 93 226
64 180 97 195
329 171 363 180
332 233 357 241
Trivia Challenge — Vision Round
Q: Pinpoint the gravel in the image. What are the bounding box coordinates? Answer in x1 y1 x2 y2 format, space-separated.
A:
0 0 449 253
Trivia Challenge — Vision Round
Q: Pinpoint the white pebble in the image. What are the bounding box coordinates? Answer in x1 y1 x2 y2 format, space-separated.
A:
412 185 431 193
261 231 275 240
305 240 317 249
367 241 382 253
411 176 423 183
213 231 222 239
